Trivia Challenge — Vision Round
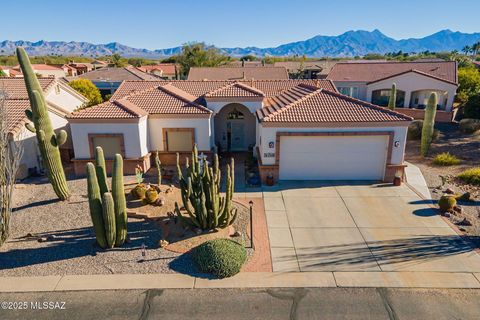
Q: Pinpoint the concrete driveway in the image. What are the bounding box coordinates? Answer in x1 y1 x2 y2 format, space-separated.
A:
263 181 480 272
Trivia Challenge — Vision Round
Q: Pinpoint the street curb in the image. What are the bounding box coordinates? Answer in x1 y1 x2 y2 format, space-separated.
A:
1 271 480 292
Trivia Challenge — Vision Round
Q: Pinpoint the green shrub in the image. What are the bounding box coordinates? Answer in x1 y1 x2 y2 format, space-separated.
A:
192 238 247 278
432 152 461 166
463 93 480 119
458 168 480 185
438 195 456 212
459 118 480 134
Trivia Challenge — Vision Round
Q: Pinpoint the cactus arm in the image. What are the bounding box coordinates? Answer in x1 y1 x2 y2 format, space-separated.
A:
86 162 107 249
55 130 68 146
112 154 127 246
102 192 116 249
17 48 70 200
25 122 36 133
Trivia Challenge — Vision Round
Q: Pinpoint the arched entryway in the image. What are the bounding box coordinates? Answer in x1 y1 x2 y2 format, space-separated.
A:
372 89 406 108
214 103 256 152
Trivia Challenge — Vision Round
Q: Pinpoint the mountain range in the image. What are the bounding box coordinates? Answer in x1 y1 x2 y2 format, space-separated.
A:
1 29 479 58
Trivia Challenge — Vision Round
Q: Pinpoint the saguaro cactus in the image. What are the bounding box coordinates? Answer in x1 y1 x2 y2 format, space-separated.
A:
16 47 70 200
102 192 116 249
112 154 127 246
388 83 397 111
421 92 438 156
175 145 237 230
155 151 162 186
95 146 109 196
86 163 107 248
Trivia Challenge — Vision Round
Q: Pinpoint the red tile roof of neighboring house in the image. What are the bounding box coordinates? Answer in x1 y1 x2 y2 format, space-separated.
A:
136 64 176 75
0 78 56 99
205 82 265 98
187 66 289 80
257 85 412 123
70 67 161 82
2 99 32 133
66 100 147 119
327 61 457 84
13 64 64 71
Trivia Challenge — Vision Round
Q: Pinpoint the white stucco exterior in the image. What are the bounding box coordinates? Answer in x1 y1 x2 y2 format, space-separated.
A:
46 84 86 112
70 116 148 159
258 124 408 166
148 117 212 151
205 100 263 114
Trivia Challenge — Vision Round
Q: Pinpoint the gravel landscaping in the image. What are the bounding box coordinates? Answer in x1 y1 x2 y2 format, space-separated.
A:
405 122 480 243
0 171 252 277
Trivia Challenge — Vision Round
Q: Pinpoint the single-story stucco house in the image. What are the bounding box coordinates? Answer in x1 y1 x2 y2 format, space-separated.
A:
1 78 87 178
67 79 412 183
187 67 289 80
327 61 458 122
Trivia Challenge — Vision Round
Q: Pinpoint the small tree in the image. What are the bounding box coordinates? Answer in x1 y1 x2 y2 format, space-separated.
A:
0 91 23 246
420 93 438 157
176 42 230 77
387 83 397 111
457 67 480 104
69 79 103 107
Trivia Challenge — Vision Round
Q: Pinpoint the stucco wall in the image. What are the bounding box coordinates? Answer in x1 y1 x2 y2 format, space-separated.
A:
213 103 256 151
35 70 66 78
148 117 212 151
70 117 148 159
258 124 408 166
46 86 86 112
366 73 457 111
332 81 368 100
206 100 263 114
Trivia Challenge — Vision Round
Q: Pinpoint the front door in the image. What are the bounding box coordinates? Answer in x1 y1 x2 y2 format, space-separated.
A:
229 122 245 151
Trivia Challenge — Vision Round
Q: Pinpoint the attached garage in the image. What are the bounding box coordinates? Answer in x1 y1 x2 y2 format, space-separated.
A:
278 134 389 180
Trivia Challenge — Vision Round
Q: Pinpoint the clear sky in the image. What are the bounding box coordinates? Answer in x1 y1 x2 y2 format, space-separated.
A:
2 0 479 49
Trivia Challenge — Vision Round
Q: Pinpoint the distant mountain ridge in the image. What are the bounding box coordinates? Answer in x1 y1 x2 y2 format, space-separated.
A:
1 29 479 58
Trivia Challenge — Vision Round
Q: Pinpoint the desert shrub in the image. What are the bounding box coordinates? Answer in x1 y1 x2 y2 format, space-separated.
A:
432 152 461 166
192 238 247 278
459 118 480 134
438 195 457 212
458 168 480 185
464 93 480 119
407 120 439 140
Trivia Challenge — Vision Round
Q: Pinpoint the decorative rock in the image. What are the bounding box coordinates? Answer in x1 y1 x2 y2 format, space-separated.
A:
231 231 242 237
442 212 451 218
37 237 48 243
459 227 466 232
155 196 165 207
456 218 472 226
453 205 463 214
445 188 455 194
159 239 169 248
194 228 202 235
46 235 56 241
165 188 173 194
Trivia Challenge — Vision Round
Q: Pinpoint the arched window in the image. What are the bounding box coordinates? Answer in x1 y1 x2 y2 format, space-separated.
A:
228 109 244 119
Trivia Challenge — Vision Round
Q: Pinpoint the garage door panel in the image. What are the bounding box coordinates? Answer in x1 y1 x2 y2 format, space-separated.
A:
279 135 388 180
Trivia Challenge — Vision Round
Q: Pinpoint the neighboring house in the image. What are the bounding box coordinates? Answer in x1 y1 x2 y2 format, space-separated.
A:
228 61 271 67
274 61 338 79
187 67 289 80
67 79 411 184
67 67 161 96
0 78 87 179
91 60 108 69
12 64 68 78
136 64 177 79
327 61 458 122
68 62 95 75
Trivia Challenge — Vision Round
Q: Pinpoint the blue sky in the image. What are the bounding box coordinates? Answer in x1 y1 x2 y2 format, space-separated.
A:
2 0 479 49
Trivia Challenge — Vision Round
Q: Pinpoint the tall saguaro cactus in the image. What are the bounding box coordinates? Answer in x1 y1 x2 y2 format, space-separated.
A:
16 47 70 200
421 92 438 156
112 154 127 246
175 145 237 230
388 83 397 111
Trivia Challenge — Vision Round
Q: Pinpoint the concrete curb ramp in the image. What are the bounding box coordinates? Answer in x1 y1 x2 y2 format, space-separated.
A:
1 272 480 292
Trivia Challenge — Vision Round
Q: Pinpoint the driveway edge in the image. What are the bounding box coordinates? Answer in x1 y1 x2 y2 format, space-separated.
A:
1 271 480 292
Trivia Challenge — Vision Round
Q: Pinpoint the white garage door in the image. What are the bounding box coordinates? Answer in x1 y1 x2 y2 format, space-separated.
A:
279 135 388 180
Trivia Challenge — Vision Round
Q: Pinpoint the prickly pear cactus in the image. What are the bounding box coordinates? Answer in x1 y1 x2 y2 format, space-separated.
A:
17 47 70 200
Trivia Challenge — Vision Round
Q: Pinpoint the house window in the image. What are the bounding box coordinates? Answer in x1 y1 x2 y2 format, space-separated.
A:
163 128 195 152
338 86 359 98
89 134 124 159
228 109 244 120
371 89 406 107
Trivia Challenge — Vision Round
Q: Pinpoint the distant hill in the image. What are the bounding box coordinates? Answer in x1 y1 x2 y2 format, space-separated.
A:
1 29 479 58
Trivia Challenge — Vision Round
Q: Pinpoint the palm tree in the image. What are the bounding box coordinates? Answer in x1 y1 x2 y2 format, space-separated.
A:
472 42 480 56
462 45 471 55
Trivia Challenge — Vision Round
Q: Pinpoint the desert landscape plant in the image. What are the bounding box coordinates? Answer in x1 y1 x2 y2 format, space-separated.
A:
175 145 237 230
458 168 480 186
192 238 247 278
0 91 23 246
432 152 461 166
438 195 457 212
388 83 396 110
420 92 438 156
95 146 109 196
155 151 162 185
16 47 70 200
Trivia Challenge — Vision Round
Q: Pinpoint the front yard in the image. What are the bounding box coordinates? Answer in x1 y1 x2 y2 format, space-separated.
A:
405 122 480 240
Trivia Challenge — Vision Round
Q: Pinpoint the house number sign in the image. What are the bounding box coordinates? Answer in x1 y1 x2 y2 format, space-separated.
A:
263 152 275 158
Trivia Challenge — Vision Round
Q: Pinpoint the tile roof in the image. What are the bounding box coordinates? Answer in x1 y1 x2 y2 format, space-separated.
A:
257 85 412 123
205 82 265 98
327 61 457 84
67 100 147 119
70 67 161 82
1 99 31 133
136 64 177 75
0 78 56 99
187 66 289 80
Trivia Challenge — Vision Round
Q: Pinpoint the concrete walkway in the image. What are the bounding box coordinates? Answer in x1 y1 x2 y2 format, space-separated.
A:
405 161 431 200
263 181 480 273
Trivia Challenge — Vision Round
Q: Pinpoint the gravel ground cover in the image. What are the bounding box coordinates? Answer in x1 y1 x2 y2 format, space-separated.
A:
0 172 252 277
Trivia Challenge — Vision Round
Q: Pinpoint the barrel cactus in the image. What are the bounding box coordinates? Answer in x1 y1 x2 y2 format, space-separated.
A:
131 184 147 199
420 93 438 156
388 83 397 111
16 47 70 200
85 151 127 249
175 145 237 230
438 195 456 213
145 188 159 204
